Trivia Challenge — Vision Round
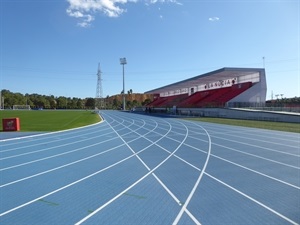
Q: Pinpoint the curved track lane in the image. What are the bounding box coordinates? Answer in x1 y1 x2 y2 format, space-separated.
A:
0 111 299 225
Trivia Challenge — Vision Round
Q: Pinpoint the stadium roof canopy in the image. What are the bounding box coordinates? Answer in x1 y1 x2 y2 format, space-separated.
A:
144 67 265 94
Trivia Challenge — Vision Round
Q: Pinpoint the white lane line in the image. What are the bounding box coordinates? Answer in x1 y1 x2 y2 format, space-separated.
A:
172 124 212 225
194 135 300 170
0 126 112 153
173 127 300 189
0 143 125 188
200 122 300 141
0 116 104 143
210 128 300 144
172 120 299 224
101 114 133 133
210 134 300 156
1 117 159 186
204 172 299 225
101 112 145 136
126 115 300 224
175 121 300 189
0 152 139 217
211 154 300 190
1 116 144 171
152 173 182 206
0 136 119 172
139 123 207 208
74 142 189 225
185 209 201 225
174 142 300 191
173 154 202 171
112 114 206 223
0 130 116 160
102 112 163 143
129 118 299 190
212 141 300 169
0 113 171 217
162 119 300 156
75 115 190 225
106 113 183 206
168 146 299 225
179 139 300 190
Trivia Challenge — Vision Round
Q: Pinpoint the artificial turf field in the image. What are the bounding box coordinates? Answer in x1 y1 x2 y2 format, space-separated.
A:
0 110 100 131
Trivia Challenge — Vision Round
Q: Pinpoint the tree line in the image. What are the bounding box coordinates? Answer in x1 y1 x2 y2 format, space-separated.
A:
3 89 298 110
0 89 152 110
266 96 300 106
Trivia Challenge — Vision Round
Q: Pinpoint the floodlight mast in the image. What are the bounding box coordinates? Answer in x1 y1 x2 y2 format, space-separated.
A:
120 57 127 110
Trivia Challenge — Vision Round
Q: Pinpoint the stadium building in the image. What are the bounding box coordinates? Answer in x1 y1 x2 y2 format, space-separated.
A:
145 67 267 108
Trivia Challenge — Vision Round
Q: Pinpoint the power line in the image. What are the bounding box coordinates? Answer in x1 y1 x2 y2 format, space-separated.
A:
95 63 104 109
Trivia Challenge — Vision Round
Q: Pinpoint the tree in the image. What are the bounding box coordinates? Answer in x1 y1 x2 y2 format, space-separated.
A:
0 89 154 110
76 99 83 109
57 96 67 109
112 98 121 109
126 100 132 109
132 99 140 107
85 98 95 109
50 99 57 109
142 99 152 106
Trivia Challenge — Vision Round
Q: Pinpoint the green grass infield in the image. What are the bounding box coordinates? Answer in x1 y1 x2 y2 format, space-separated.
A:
185 117 300 133
0 110 101 132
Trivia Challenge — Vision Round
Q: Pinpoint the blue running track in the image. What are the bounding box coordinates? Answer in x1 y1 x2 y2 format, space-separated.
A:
0 110 299 224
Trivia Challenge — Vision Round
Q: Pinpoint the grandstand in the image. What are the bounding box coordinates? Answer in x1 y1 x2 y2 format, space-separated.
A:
145 67 266 108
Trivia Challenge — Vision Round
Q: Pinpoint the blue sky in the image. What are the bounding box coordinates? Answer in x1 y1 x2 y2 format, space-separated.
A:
0 0 299 100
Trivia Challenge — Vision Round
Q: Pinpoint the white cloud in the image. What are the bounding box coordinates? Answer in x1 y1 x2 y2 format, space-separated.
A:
208 17 220 22
78 21 90 27
66 8 94 27
147 0 181 4
66 0 182 27
66 0 132 27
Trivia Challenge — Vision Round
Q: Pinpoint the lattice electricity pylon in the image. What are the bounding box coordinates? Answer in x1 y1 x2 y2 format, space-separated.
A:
95 63 105 109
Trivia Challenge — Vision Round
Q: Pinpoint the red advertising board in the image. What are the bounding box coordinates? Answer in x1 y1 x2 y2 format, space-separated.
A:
2 118 20 131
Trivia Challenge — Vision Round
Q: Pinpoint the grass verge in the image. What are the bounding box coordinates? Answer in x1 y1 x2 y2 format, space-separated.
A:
0 110 101 132
185 117 300 133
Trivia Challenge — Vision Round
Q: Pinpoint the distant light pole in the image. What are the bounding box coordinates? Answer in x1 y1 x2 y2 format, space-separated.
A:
120 57 127 110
